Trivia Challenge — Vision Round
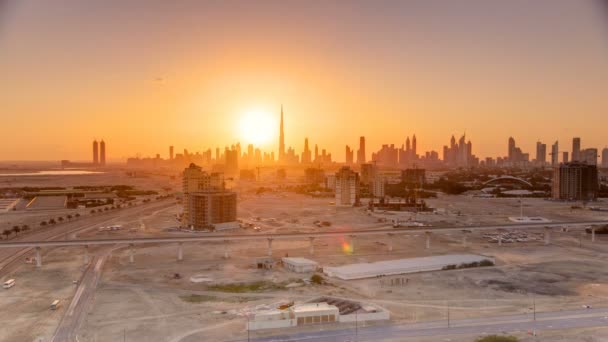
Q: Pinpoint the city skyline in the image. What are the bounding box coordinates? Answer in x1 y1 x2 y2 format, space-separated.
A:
1 1 608 161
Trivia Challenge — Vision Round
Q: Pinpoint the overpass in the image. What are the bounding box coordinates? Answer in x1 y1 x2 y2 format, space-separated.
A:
0 219 605 267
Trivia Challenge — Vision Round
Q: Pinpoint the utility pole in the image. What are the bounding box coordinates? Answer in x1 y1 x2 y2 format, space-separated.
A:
355 309 358 341
533 294 536 321
447 301 450 328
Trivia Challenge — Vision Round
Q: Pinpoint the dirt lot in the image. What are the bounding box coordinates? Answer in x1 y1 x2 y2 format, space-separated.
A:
3 185 608 341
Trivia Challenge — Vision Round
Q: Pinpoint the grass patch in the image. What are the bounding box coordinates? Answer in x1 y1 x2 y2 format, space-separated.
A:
179 294 217 303
207 281 285 293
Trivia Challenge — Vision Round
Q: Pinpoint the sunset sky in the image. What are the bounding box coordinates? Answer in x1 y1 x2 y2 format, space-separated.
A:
1 0 607 162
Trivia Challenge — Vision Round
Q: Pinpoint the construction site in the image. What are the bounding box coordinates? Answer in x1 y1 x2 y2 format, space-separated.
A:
1 171 608 341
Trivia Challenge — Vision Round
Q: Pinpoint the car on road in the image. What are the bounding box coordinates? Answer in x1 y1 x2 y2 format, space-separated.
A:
3 279 15 289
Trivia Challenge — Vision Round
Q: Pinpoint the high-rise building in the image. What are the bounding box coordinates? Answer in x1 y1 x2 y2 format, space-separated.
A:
99 140 106 166
508 137 516 161
371 175 385 198
345 145 354 164
583 148 598 165
551 141 559 166
169 146 174 160
562 152 569 163
301 138 312 164
602 148 608 168
535 141 547 164
412 134 417 156
443 134 474 167
552 162 598 201
572 137 581 162
335 166 360 206
184 192 237 230
360 163 376 185
92 140 99 165
182 163 228 229
225 148 238 175
356 136 366 164
278 105 285 163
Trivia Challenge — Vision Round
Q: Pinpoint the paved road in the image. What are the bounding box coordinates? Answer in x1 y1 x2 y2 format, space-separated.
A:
52 246 114 342
0 219 605 248
0 199 175 272
247 307 608 341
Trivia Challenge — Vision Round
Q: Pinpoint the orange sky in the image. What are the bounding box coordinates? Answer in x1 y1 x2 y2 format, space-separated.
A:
1 1 607 162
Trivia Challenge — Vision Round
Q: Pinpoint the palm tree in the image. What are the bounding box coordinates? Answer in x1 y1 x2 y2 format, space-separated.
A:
58 217 64 222
21 225 29 232
40 221 47 226
49 218 56 224
75 213 81 218
12 226 20 235
2 229 10 239
66 214 73 220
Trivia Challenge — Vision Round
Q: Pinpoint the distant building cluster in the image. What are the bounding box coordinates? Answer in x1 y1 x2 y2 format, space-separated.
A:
61 139 107 168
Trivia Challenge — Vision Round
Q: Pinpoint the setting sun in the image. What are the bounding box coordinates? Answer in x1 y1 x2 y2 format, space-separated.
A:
238 109 276 146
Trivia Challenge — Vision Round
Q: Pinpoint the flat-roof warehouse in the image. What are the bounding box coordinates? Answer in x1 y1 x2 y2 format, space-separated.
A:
324 254 494 280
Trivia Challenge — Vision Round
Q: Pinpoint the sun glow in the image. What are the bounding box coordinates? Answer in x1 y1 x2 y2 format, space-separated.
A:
239 109 276 145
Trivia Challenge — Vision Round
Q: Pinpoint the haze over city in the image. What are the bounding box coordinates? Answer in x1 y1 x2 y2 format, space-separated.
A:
1 0 608 161
3 2 608 342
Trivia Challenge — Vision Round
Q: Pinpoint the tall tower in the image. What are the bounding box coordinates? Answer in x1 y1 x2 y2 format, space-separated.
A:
279 104 285 162
357 136 366 164
92 140 99 165
508 137 516 161
412 134 417 156
100 140 106 166
572 137 581 161
169 146 174 160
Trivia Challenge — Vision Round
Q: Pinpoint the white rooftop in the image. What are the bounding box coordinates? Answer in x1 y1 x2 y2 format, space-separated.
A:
282 257 318 266
324 254 493 280
293 302 337 313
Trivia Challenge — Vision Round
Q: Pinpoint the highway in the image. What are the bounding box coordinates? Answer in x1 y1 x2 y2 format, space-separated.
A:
0 219 604 249
247 307 608 341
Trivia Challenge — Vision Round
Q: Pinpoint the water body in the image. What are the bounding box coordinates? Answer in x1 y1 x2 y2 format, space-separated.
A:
0 170 103 176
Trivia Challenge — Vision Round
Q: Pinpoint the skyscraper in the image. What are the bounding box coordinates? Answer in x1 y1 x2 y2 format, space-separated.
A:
508 137 516 161
278 104 285 163
99 140 106 166
356 136 366 164
572 137 581 161
301 138 311 164
583 148 598 165
92 140 99 165
169 146 174 160
535 141 547 164
602 148 608 168
551 141 559 166
412 134 417 156
345 145 354 164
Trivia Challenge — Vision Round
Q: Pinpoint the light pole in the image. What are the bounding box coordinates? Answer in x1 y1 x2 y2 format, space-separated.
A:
533 294 536 321
355 309 358 341
447 301 450 328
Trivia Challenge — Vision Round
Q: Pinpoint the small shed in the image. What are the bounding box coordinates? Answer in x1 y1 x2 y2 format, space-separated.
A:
282 257 318 273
